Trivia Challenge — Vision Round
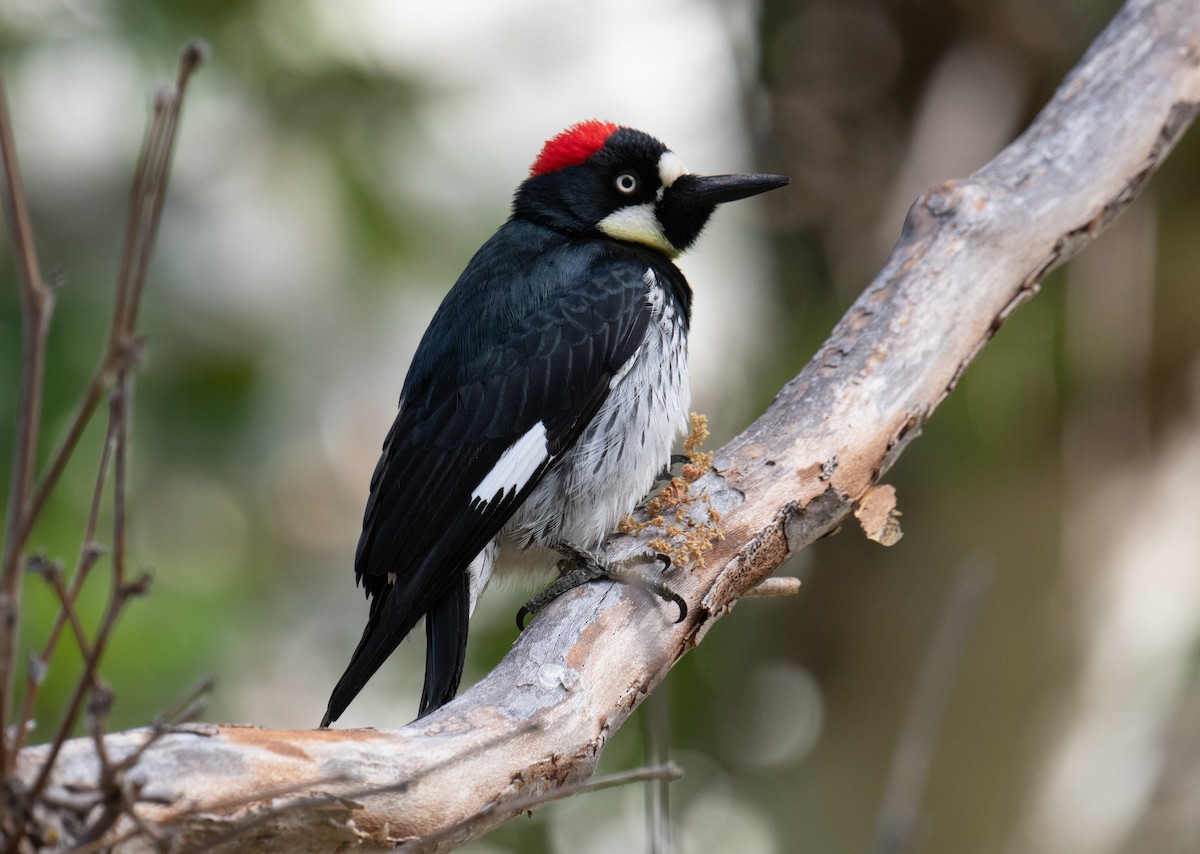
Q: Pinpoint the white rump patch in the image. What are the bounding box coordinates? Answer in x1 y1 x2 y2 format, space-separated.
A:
465 539 498 615
472 421 549 502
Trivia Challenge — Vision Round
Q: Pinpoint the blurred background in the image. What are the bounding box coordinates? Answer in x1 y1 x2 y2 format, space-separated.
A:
3 0 1200 851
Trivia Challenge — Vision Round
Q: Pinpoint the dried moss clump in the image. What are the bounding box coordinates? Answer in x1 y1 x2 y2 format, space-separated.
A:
618 412 724 569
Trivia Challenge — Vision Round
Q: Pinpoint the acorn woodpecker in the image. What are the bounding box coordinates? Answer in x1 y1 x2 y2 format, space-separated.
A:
321 120 787 727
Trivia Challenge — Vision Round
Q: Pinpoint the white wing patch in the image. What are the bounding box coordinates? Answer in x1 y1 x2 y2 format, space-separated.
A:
472 421 549 502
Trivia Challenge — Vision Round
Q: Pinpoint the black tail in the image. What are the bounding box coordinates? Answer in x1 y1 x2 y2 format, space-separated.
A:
320 571 470 727
418 570 470 716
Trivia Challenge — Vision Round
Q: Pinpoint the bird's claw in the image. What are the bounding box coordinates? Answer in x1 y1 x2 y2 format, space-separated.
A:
638 555 686 623
655 454 692 483
516 545 687 630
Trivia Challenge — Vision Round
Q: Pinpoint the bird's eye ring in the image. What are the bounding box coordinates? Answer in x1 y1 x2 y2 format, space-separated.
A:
614 171 640 194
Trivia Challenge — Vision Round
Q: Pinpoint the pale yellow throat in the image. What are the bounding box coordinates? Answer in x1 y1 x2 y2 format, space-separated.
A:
597 203 681 258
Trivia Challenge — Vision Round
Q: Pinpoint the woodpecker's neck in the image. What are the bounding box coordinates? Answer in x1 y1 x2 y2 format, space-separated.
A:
604 237 695 328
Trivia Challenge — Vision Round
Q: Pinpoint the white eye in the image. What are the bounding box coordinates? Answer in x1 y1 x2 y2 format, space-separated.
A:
614 171 640 194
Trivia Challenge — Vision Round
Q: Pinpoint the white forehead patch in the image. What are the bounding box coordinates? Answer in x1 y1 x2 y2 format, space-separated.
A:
657 151 687 188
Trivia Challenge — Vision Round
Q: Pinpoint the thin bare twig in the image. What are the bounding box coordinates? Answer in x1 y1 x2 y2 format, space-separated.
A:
403 763 684 854
152 678 214 729
870 556 994 854
0 66 55 779
2 38 206 595
36 45 208 841
61 681 213 854
644 687 674 854
19 573 150 837
11 408 118 756
1 40 207 852
160 775 359 854
25 558 93 660
111 371 131 587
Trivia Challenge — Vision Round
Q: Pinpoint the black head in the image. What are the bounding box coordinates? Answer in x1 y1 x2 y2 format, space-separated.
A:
514 120 789 258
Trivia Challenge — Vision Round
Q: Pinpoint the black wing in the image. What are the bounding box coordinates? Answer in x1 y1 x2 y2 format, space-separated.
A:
322 229 677 724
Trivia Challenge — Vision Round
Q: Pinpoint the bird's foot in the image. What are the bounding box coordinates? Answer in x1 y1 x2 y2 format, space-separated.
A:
654 453 691 483
516 543 687 630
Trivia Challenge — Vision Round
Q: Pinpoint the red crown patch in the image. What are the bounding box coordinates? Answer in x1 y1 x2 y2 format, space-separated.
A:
529 120 621 177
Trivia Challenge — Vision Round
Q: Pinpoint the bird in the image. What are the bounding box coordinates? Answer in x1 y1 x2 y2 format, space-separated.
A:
321 120 788 727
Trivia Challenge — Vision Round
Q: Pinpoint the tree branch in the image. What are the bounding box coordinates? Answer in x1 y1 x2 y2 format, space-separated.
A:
12 0 1200 850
